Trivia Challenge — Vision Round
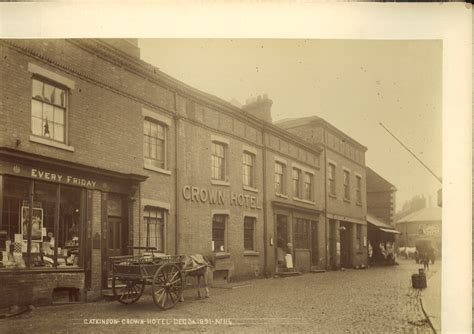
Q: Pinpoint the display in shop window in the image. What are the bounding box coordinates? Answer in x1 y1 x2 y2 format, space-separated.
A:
21 206 44 241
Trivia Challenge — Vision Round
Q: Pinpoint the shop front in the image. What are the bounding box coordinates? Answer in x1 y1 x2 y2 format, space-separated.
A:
273 202 322 274
367 214 400 264
0 149 146 308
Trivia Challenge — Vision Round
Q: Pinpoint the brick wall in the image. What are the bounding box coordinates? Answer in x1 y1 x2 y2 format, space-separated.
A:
0 271 84 308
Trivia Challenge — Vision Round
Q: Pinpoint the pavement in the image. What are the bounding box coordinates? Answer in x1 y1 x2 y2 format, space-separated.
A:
420 262 442 333
0 259 436 333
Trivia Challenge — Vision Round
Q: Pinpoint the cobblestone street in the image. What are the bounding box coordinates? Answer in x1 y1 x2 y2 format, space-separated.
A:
1 259 436 333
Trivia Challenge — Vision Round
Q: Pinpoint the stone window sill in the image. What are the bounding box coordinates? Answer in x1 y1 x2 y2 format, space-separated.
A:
144 161 171 175
29 135 74 152
343 198 351 204
356 202 363 207
214 252 231 259
243 185 258 193
328 193 337 199
243 250 259 256
276 192 288 199
211 179 230 187
293 197 316 205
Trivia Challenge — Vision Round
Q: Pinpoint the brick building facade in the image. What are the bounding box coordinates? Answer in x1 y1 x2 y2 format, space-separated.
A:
276 117 369 270
0 39 371 308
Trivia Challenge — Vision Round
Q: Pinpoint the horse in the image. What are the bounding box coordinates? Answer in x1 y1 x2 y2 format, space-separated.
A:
180 254 214 301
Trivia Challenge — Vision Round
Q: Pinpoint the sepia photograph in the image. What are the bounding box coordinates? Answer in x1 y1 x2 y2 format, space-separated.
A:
0 2 470 334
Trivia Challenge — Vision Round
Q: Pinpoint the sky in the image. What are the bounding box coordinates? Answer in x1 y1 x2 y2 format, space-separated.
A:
138 39 442 212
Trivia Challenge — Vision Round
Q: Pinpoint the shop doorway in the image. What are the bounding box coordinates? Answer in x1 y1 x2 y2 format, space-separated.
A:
311 220 319 267
276 215 290 271
104 194 128 287
328 219 337 270
340 222 352 268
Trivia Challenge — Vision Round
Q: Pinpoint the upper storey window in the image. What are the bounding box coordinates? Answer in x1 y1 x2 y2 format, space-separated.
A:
211 142 227 181
31 78 67 143
143 119 167 169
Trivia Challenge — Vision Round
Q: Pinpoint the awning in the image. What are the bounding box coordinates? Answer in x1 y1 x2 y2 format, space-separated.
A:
379 228 401 234
367 214 401 234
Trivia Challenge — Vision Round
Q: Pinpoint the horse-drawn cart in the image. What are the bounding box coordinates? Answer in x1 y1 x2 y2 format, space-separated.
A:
110 249 211 310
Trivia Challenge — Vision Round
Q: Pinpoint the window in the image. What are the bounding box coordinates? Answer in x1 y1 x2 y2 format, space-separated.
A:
144 207 165 252
275 162 285 194
303 173 313 201
242 152 255 187
31 78 67 143
292 168 301 198
343 170 350 200
212 215 226 252
243 217 256 251
356 224 362 251
356 175 362 204
294 218 309 249
328 163 336 196
211 142 227 181
1 176 82 269
143 119 167 169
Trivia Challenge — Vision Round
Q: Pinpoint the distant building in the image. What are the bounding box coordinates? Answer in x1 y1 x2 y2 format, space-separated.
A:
366 167 397 226
396 207 442 255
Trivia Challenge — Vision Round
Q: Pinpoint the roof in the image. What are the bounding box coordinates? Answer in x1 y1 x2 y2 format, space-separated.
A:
396 207 441 224
367 214 396 230
366 167 397 192
275 116 367 151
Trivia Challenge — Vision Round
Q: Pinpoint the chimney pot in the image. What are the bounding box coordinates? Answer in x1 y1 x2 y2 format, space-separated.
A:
242 94 273 123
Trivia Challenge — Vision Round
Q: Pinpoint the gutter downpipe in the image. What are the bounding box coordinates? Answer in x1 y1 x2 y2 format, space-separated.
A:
262 128 268 277
323 127 329 270
174 94 180 255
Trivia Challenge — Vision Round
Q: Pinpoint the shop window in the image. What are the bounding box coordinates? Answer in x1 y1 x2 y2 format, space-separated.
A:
143 119 167 169
144 207 165 252
211 142 227 181
242 151 255 188
212 215 226 252
303 172 313 201
31 78 67 143
294 218 309 249
343 170 350 201
274 162 285 195
292 168 301 198
328 163 336 196
243 217 256 251
1 176 82 269
356 175 362 204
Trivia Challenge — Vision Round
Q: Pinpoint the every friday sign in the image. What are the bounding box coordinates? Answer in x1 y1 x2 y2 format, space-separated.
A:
182 185 261 210
31 168 97 188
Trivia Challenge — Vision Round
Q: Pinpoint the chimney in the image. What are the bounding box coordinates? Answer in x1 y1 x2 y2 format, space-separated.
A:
242 94 273 123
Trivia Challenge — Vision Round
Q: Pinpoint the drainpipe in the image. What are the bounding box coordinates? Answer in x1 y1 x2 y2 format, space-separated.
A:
262 128 268 277
174 94 180 256
323 128 329 270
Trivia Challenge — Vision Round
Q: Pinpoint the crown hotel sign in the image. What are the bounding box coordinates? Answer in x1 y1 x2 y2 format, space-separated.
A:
182 185 261 210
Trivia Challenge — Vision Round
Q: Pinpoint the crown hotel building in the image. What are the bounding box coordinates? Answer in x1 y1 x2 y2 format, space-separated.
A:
0 39 367 308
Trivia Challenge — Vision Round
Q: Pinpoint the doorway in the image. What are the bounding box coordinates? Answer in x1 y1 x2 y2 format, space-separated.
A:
104 194 127 288
276 214 289 271
311 220 319 267
340 222 352 268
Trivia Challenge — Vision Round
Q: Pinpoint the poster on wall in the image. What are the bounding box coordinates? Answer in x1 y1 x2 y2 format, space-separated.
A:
21 206 44 241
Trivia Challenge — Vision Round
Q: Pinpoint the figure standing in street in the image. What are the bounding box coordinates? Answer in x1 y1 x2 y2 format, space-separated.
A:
421 251 430 271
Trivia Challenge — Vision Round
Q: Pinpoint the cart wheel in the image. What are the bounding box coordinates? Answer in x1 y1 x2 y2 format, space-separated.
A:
112 277 145 305
152 263 184 310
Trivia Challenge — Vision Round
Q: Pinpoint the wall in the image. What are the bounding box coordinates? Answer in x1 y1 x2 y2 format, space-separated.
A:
0 272 84 308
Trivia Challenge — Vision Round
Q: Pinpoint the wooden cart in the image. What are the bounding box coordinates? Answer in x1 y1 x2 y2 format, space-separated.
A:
110 251 189 310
